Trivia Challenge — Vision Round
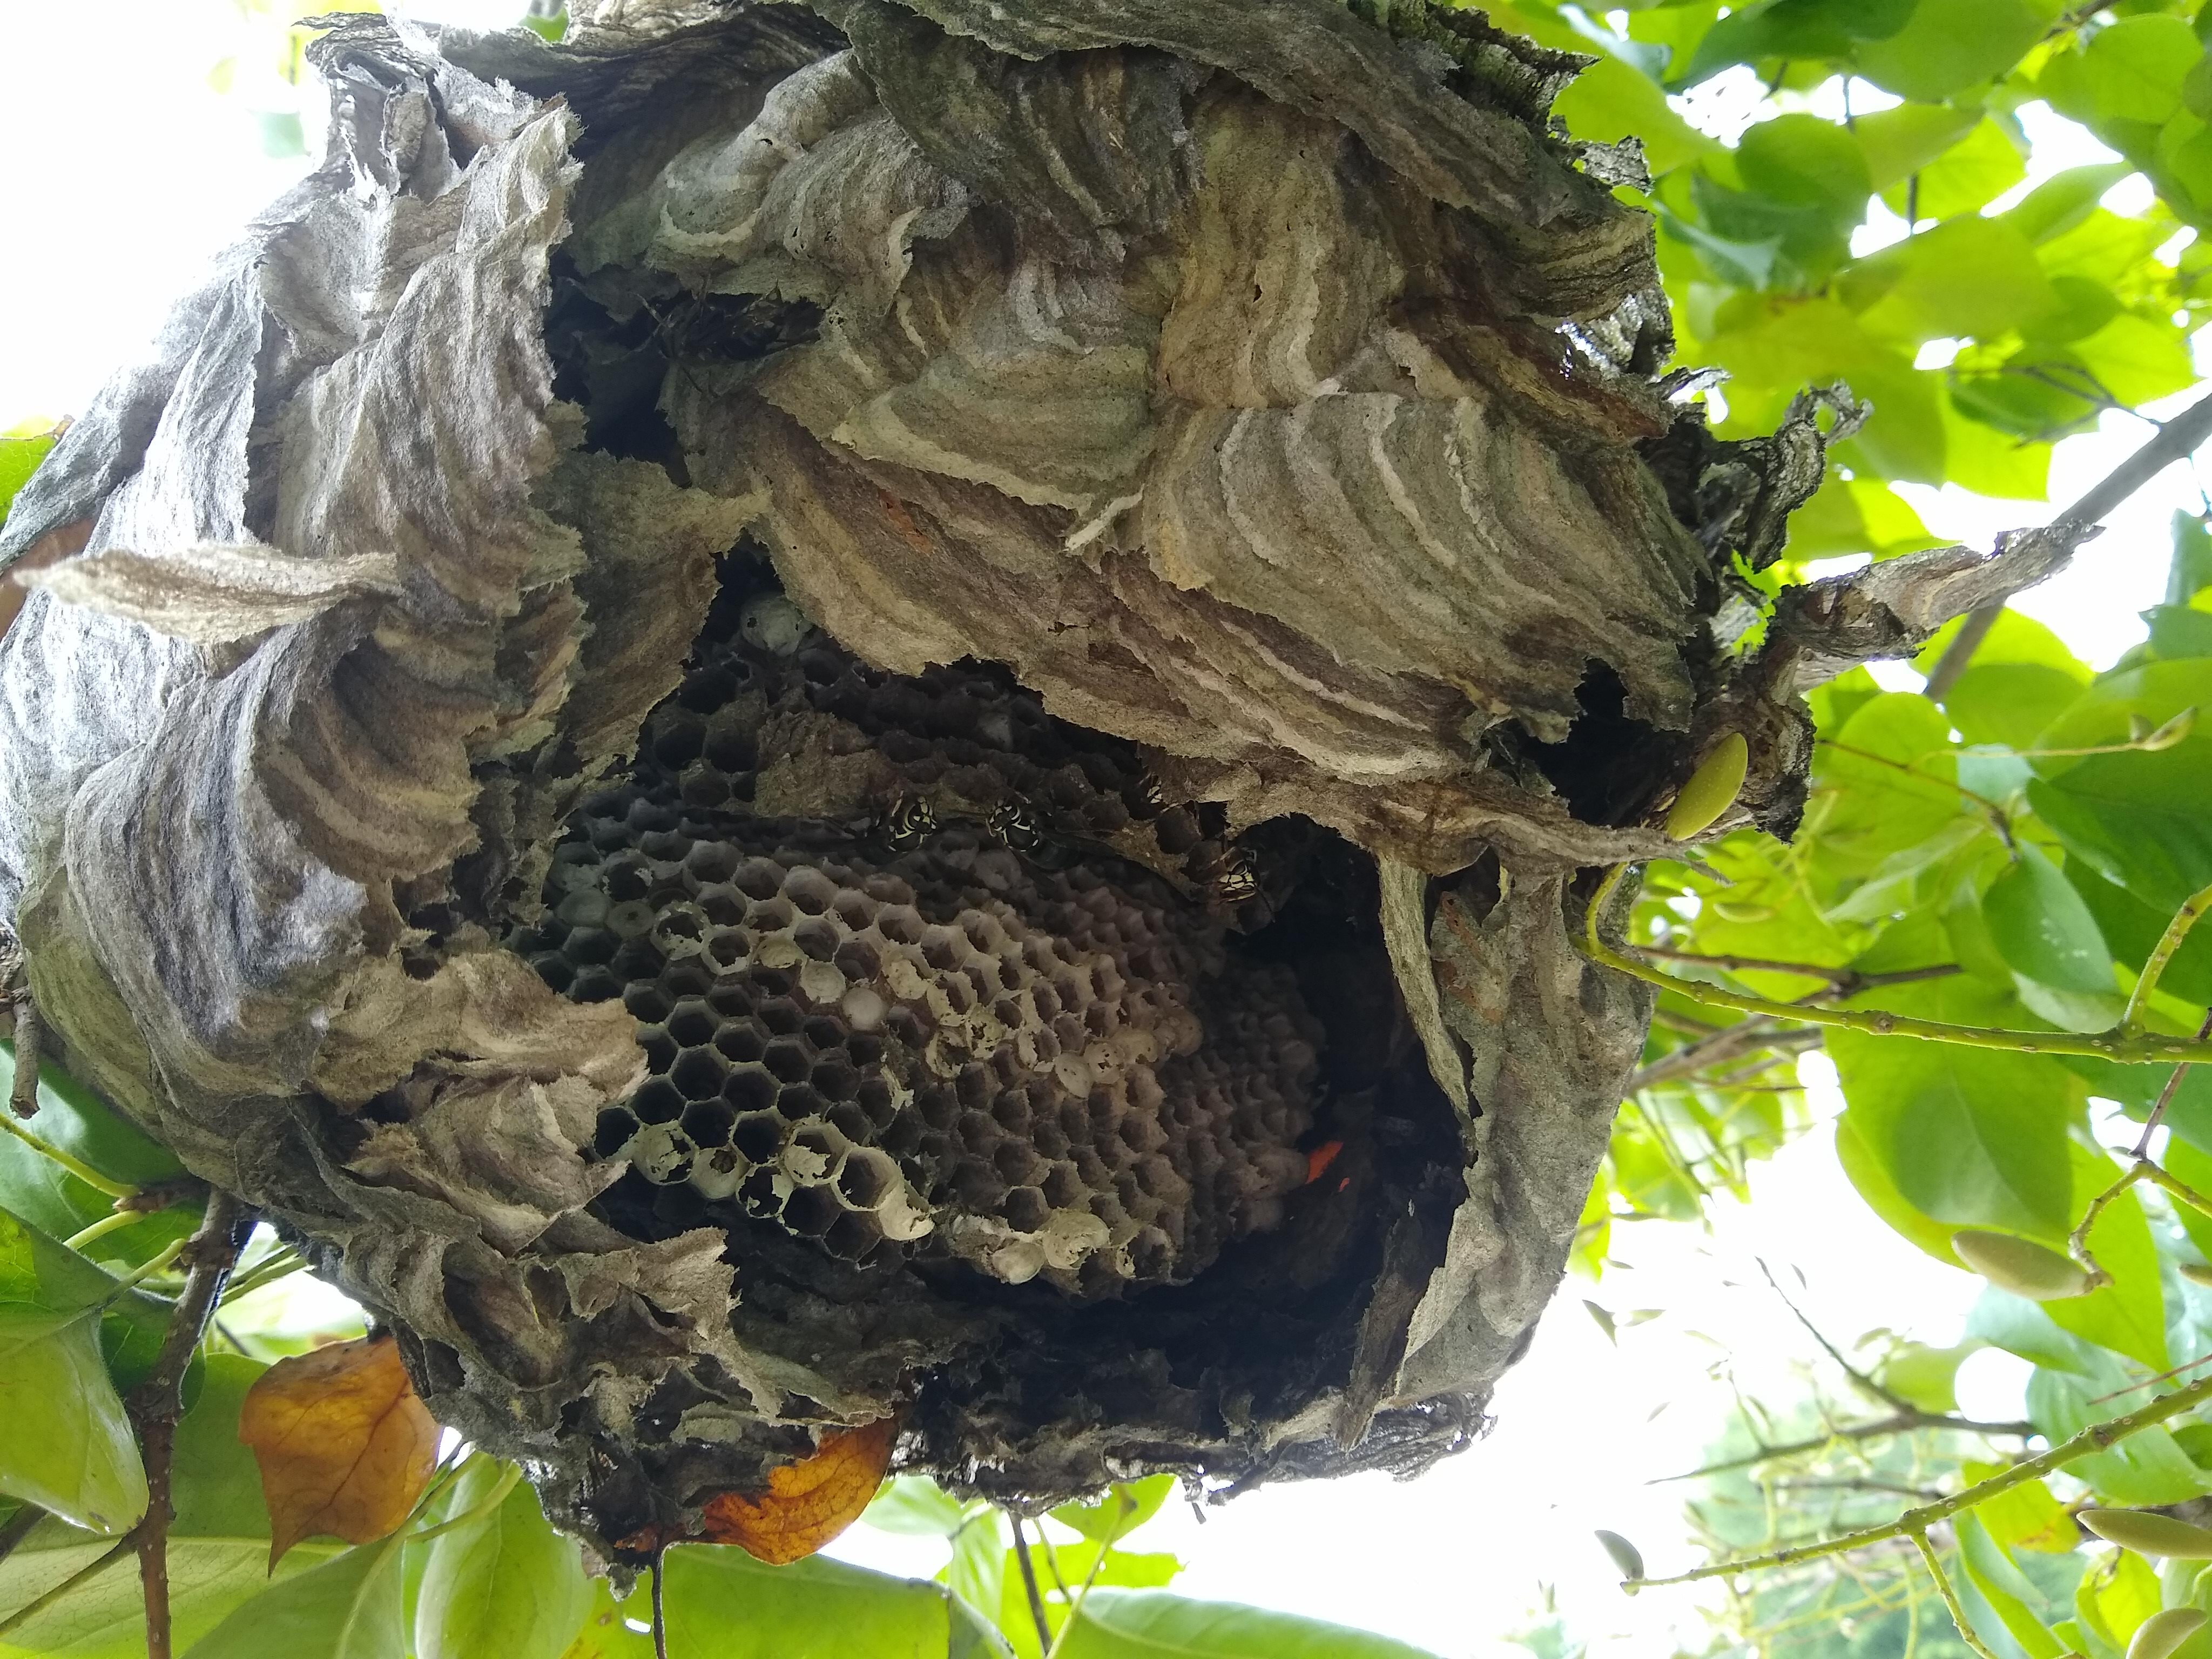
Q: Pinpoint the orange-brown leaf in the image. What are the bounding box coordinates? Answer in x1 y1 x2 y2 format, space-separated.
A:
699 1418 897 1564
238 1333 440 1567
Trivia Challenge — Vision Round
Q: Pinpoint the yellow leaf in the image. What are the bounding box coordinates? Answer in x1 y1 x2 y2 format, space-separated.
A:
238 1334 440 1567
699 1418 898 1565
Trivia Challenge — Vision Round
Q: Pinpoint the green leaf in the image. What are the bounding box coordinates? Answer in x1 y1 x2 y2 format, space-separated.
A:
1552 55 1717 176
1846 218 2059 343
2169 512 2212 607
1835 1097 1967 1266
1054 1591 1442 1659
181 1534 407 1659
1802 692 1967 906
2076 1545 2162 1655
1785 474 1941 560
1675 0 1915 89
1875 1340 1974 1412
647 1543 1008 1659
1956 1513 2066 1659
864 1475 968 1537
1883 117 2029 222
0 436 55 525
1856 0 2068 103
1983 841 2120 997
0 1306 147 1535
1997 164 2137 245
944 1508 1005 1628
1049 1478 1175 1546
1857 103 1982 193
1830 978 2079 1242
2042 15 2202 138
2033 744 2212 916
415 1459 592 1659
1963 1460 2076 1554
1947 664 2096 748
2031 1369 2212 1505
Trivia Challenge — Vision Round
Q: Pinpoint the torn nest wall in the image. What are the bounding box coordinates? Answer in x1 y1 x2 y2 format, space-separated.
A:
0 0 2062 1565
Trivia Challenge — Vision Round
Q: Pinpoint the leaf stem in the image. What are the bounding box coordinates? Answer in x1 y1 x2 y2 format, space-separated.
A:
651 1552 669 1659
0 1529 139 1640
1011 1518 1053 1654
0 1505 45 1569
1631 1368 2212 1590
61 1209 141 1253
1907 1529 2002 1659
1586 866 2212 1064
2136 1008 2212 1158
0 1110 135 1199
126 1191 251 1659
2125 882 2212 1036
2071 1157 2212 1289
409 1464 523 1543
1649 1411 2034 1485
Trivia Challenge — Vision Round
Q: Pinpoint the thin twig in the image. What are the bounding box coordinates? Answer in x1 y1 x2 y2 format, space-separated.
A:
1651 1411 2034 1485
0 1504 44 1568
2126 884 2212 1036
0 1529 138 1640
1926 381 2212 697
1042 1533 1114 1659
1908 1529 2002 1659
126 1191 249 1659
9 990 39 1119
651 1551 669 1659
1634 1368 2212 1590
1757 1260 1917 1415
0 1112 135 1199
1586 866 2212 1065
2136 1008 2212 1158
1011 1518 1053 1654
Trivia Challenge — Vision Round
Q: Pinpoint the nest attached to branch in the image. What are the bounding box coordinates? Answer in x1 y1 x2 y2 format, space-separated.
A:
0 0 2063 1566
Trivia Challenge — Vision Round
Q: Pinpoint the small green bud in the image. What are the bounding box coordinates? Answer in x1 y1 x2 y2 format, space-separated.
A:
2082 1508 2212 1560
1950 1229 2089 1301
2131 1608 2209 1659
1664 733 1749 840
1595 1529 1644 1582
2137 706 2197 751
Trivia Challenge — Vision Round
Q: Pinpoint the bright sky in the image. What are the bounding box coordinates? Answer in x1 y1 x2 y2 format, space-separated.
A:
0 8 2196 1655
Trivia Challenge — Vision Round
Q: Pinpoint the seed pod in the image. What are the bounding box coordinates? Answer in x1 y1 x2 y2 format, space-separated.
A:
2082 1509 2212 1560
1664 733 1749 840
2137 706 2198 751
2182 1262 2212 1287
1596 1529 1645 1582
2131 1608 2209 1659
1950 1229 2090 1301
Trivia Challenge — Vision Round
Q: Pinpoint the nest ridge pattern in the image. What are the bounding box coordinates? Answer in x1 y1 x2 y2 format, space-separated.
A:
510 571 1325 1296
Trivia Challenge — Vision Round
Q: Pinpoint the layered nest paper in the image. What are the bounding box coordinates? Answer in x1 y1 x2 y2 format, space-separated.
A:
0 0 2058 1563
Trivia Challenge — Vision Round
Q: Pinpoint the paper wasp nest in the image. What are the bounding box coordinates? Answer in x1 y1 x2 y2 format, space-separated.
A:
0 0 2047 1562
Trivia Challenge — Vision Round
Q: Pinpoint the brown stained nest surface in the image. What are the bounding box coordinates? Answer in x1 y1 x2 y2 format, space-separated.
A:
0 0 2074 1566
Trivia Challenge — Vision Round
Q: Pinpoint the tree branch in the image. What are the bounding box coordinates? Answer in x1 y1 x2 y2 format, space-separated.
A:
126 1191 249 1659
1011 1518 1053 1654
1908 1528 2003 1659
2124 881 2212 1036
9 989 40 1120
2137 1009 2212 1158
1757 1259 1917 1416
1650 1411 2034 1485
1633 1369 2212 1590
1588 867 2212 1066
1925 381 2212 697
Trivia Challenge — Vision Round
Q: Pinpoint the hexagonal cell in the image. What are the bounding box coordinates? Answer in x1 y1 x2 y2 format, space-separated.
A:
690 1144 746 1202
731 1111 784 1163
725 1068 777 1115
571 967 623 1003
731 858 784 900
783 867 838 916
775 1083 827 1123
640 1028 680 1074
630 1123 694 1185
758 998 804 1037
835 1147 900 1211
671 1047 728 1101
798 961 847 1007
662 957 715 999
593 1107 640 1159
1003 1185 1050 1233
762 1038 811 1085
781 1184 841 1238
698 886 745 928
714 1022 767 1064
632 1076 685 1124
826 1101 871 1146
682 1098 737 1148
666 999 718 1048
